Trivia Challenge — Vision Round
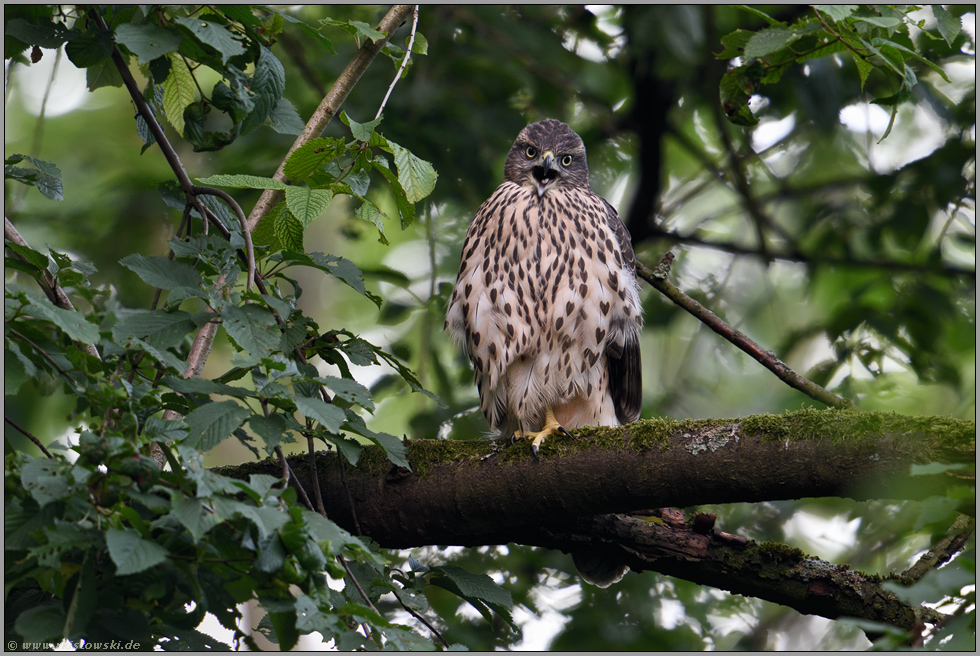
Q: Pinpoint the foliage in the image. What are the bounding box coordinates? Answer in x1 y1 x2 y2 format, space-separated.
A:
5 3 975 652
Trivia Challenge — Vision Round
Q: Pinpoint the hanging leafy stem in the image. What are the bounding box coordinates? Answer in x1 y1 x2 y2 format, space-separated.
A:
4 4 501 650
717 5 959 135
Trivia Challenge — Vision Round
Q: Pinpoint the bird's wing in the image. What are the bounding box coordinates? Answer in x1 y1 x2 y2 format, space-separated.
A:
600 198 643 425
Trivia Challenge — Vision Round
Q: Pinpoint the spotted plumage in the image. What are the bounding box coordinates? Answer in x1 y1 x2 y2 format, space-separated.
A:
445 119 642 587
446 119 642 448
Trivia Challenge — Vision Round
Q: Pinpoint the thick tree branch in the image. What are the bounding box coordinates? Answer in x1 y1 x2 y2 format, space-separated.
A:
637 252 851 409
217 408 973 633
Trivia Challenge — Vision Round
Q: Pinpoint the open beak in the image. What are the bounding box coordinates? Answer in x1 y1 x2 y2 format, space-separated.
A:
531 151 559 197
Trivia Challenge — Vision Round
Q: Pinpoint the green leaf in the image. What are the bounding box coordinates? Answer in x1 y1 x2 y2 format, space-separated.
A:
183 400 251 451
411 32 428 55
269 97 306 135
932 6 962 48
744 26 798 59
64 28 113 68
196 173 286 190
278 12 336 53
21 457 69 507
317 375 375 411
321 18 387 44
5 154 64 201
211 496 289 540
112 309 196 349
283 138 346 181
86 58 123 90
852 16 902 29
355 200 389 245
249 413 290 452
222 304 280 361
5 242 48 272
172 17 246 64
873 38 951 83
162 375 251 399
285 185 333 227
812 5 856 23
114 23 184 63
4 18 73 49
386 139 438 203
171 494 223 542
14 602 66 643
850 52 873 90
289 251 369 298
294 396 345 433
372 160 416 227
343 413 410 469
731 5 784 27
340 111 382 142
162 52 196 136
106 528 169 576
241 46 285 135
119 253 202 291
274 210 305 252
23 292 100 345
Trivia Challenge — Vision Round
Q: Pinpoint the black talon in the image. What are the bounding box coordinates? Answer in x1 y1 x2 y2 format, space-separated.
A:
510 432 517 445
558 426 573 438
531 443 540 458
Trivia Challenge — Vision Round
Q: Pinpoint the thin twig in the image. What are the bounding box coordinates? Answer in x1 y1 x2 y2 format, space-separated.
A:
375 5 419 120
637 252 852 409
901 514 975 583
5 416 54 459
338 553 382 616
338 454 363 536
190 185 255 291
308 436 328 516
393 591 450 649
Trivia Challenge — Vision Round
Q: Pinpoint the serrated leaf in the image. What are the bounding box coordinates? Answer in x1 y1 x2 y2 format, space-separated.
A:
162 52 195 136
114 23 184 63
64 28 113 68
222 304 280 360
171 494 222 542
241 46 285 135
932 6 962 47
372 160 416 228
355 200 389 245
850 52 873 90
283 138 346 180
184 400 251 451
278 12 336 53
294 396 345 433
434 565 514 610
317 375 374 411
716 29 753 59
5 153 64 201
744 26 798 59
341 111 382 142
322 18 386 44
196 173 286 190
248 413 290 452
343 413 410 469
24 292 100 345
852 16 901 28
163 375 251 399
86 58 123 90
211 496 289 539
304 252 368 297
873 38 951 83
21 458 68 507
106 528 169 575
112 309 196 349
172 17 246 64
5 243 48 271
275 210 305 252
411 32 428 55
812 5 856 23
120 253 202 291
269 97 305 135
4 18 73 49
386 139 437 203
285 186 333 227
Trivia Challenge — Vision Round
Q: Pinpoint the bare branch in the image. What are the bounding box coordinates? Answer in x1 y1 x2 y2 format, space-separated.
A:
637 252 852 409
5 416 54 459
375 6 420 120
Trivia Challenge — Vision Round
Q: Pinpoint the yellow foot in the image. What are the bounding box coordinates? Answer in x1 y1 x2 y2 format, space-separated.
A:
511 407 572 456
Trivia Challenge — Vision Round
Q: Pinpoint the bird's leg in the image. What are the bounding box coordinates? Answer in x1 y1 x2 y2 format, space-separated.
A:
512 406 572 456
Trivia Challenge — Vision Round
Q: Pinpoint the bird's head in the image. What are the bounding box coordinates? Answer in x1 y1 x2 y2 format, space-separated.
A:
503 119 589 197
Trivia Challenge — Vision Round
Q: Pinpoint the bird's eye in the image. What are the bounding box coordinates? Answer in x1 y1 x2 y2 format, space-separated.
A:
561 154 573 167
525 146 537 159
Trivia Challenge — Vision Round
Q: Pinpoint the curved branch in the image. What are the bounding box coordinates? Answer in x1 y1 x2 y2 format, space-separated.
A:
637 252 852 409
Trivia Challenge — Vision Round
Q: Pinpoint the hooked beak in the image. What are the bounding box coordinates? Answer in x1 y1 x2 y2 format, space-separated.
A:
531 151 558 197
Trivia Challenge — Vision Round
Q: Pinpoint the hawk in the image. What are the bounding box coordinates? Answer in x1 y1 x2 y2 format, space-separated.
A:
445 119 643 587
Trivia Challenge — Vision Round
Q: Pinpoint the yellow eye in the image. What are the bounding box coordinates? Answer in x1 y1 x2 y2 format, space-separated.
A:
525 146 537 159
561 154 573 167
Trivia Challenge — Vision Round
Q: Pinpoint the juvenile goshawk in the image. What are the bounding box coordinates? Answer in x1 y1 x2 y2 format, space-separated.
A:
445 119 643 587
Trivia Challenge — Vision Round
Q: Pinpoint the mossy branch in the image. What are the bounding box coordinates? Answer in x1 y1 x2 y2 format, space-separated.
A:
216 408 973 633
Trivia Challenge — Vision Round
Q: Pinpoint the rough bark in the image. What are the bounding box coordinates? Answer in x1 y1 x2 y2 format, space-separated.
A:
216 407 974 631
